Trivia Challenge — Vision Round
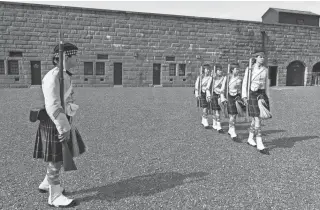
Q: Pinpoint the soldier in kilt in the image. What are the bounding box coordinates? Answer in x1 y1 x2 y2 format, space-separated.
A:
195 63 213 128
33 43 85 207
223 63 244 142
241 50 270 155
211 64 227 133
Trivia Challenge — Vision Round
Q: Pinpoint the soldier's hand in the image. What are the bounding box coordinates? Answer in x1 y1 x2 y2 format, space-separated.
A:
243 97 248 105
58 130 71 143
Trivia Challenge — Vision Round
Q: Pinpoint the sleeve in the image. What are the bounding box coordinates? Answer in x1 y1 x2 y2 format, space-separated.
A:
205 76 212 98
42 73 71 135
241 67 249 99
220 76 227 101
194 76 199 98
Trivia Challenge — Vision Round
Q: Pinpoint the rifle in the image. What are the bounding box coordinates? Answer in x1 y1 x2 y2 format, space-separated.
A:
245 58 253 122
224 64 230 118
210 65 216 115
59 32 77 171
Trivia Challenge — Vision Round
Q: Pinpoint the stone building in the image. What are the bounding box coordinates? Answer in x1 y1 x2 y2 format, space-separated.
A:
1 1 320 88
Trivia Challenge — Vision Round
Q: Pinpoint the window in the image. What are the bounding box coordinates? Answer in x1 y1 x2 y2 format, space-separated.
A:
297 19 304 25
179 64 186 76
166 56 175 61
169 63 176 76
84 62 93 75
8 60 19 75
0 60 4 74
9 51 23 57
96 62 105 75
97 54 108 60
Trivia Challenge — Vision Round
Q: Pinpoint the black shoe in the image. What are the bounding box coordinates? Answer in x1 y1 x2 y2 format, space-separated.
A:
218 129 224 134
232 137 241 143
39 189 66 194
246 142 257 147
259 148 270 155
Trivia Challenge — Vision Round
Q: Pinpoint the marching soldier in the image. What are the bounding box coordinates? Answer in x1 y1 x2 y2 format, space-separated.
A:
33 43 85 207
223 63 244 142
195 63 213 128
241 50 271 155
211 64 227 133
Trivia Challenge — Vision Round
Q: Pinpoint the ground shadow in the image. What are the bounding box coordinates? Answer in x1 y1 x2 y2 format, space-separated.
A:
72 171 209 203
265 135 319 151
237 129 287 141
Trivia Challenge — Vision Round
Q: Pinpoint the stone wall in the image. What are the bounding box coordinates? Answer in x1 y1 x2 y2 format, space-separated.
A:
1 2 320 87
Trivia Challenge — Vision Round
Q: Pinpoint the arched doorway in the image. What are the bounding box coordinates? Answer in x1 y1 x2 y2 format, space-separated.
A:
286 61 305 86
311 62 320 86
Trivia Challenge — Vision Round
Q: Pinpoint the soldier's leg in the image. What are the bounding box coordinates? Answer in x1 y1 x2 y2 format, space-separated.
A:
202 108 209 128
228 114 237 138
47 161 75 207
247 117 256 146
215 110 224 133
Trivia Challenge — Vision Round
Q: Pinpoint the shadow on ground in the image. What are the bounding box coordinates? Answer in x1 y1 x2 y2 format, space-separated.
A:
71 171 209 203
265 135 319 151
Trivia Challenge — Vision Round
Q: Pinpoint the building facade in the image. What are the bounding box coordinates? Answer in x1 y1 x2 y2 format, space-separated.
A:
1 2 320 88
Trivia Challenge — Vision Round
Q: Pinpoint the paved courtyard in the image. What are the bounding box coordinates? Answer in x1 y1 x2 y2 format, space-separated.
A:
0 86 320 210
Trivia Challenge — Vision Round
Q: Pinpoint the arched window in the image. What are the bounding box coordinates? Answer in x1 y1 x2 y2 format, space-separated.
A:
311 62 320 86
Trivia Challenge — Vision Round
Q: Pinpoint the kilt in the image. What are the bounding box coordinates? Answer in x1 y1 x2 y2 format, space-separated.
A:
248 89 270 117
210 92 221 111
227 94 240 115
197 92 209 108
33 116 85 163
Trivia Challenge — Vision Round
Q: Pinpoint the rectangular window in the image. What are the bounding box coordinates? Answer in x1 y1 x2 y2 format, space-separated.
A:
0 60 4 74
8 60 19 75
169 63 176 76
96 62 105 75
9 51 23 57
84 62 93 75
97 54 108 60
179 64 186 76
296 19 304 25
166 56 175 61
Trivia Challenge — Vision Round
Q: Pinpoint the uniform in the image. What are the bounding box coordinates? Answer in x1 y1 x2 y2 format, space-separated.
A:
241 51 270 155
33 43 83 207
195 73 212 128
224 74 243 140
210 65 227 133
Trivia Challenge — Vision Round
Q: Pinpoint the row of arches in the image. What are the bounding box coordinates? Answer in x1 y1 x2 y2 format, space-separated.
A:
283 61 320 86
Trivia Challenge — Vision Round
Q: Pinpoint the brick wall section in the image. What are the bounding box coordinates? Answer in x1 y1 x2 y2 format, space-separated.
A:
0 2 320 87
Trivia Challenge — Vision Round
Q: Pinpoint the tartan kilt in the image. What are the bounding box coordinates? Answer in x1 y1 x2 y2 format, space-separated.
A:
248 89 270 117
227 94 240 115
210 92 221 111
33 116 86 163
197 92 209 108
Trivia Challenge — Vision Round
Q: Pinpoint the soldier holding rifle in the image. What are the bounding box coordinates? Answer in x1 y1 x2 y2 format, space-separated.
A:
195 63 213 128
33 42 85 207
241 50 271 155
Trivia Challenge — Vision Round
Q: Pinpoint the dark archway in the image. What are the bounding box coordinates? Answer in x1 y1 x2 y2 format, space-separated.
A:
311 62 320 86
286 61 305 86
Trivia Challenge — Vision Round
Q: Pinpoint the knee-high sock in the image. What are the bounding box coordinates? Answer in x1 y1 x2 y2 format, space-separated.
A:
47 162 62 185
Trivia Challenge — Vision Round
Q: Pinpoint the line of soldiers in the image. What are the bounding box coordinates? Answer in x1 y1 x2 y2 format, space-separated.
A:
194 50 271 155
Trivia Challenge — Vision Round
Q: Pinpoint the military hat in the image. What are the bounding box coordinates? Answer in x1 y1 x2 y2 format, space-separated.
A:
53 42 78 58
252 50 265 57
202 62 211 68
215 63 222 71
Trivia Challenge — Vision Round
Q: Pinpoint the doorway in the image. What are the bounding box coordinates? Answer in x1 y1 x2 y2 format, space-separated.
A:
269 66 278 86
31 61 41 85
286 61 305 86
114 62 122 85
153 63 161 85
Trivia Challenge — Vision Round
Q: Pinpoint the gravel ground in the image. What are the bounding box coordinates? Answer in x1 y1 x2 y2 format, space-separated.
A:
0 86 320 210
